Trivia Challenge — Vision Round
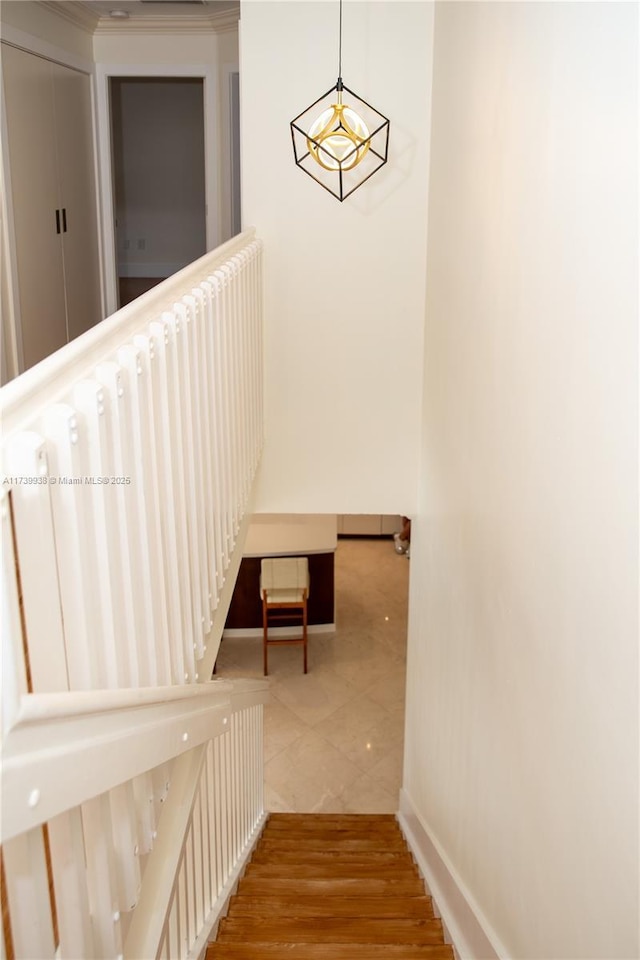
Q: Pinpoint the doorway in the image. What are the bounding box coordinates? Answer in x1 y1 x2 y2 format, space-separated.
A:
109 77 206 307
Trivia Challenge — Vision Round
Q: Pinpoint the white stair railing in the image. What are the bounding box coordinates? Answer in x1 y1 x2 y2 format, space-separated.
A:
1 677 267 959
1 228 263 694
0 230 267 959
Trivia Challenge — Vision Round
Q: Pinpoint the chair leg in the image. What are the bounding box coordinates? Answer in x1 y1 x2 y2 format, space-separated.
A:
262 597 268 676
302 596 308 674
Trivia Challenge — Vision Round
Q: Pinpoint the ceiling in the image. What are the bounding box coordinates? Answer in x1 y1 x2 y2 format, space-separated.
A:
65 0 239 28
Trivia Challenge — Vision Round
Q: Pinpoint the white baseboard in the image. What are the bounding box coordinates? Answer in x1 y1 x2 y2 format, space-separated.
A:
222 624 335 640
398 788 507 960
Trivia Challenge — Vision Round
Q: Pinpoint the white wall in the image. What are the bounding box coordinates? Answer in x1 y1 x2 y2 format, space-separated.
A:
217 28 241 241
94 28 239 248
241 1 433 515
0 1 93 62
403 3 638 959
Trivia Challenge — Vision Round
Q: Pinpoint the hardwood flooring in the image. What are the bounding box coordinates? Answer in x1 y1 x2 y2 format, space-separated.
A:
208 814 453 960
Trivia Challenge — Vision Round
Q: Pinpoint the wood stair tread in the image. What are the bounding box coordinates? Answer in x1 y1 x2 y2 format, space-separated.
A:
208 944 454 959
236 876 427 897
244 862 420 879
217 917 445 944
267 813 398 824
263 822 403 834
264 827 402 844
227 896 435 919
208 814 452 960
257 837 407 851
249 850 416 865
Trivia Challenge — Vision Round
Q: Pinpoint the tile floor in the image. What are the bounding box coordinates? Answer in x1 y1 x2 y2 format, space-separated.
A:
214 537 410 813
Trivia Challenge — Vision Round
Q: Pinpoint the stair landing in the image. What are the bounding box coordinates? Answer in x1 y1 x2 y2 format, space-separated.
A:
207 813 453 960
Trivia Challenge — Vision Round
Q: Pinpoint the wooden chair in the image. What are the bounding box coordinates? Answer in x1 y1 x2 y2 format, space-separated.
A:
260 557 309 675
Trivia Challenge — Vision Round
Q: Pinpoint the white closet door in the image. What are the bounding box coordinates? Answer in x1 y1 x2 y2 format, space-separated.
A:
52 61 102 342
1 43 67 370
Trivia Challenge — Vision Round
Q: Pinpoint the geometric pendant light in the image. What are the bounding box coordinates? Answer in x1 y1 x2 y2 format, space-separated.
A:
290 0 390 202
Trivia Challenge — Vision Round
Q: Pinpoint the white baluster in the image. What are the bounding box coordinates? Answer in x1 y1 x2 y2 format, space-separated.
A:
213 736 227 891
162 312 196 682
2 827 56 959
157 928 168 960
73 380 121 688
152 761 172 822
203 279 226 594
192 285 219 615
208 739 220 900
177 859 188 959
3 432 67 693
184 827 195 955
43 405 100 689
148 322 185 685
224 262 240 539
132 773 156 857
243 710 250 840
222 262 237 537
253 242 263 436
212 270 233 568
231 713 240 861
223 726 234 878
257 704 264 825
191 784 205 935
249 246 260 472
48 808 96 958
253 244 264 468
95 362 139 688
240 254 252 511
81 794 123 957
0 487 28 738
235 254 250 514
132 334 173 686
109 782 141 912
247 710 253 837
189 292 214 641
168 890 180 960
181 295 212 641
114 346 159 687
198 747 211 917
172 301 205 662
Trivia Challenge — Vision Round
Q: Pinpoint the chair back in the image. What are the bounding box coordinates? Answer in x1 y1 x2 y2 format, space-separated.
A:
260 557 309 597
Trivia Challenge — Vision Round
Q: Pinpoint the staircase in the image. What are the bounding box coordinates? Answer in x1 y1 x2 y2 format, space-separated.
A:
208 813 454 959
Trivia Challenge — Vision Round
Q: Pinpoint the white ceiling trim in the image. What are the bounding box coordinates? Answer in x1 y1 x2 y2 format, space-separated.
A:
93 10 239 35
39 1 100 33
38 1 239 37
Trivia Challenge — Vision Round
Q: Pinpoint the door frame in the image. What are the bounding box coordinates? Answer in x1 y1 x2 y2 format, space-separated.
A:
0 76 24 381
95 63 217 316
225 67 242 238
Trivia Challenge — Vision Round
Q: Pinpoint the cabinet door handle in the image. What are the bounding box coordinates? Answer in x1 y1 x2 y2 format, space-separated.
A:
55 209 61 234
62 208 67 233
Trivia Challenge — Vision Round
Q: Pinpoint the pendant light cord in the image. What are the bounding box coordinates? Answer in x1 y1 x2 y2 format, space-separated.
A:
337 0 343 91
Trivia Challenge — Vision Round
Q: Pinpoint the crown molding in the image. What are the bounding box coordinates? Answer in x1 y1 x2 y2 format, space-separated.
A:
94 12 238 36
38 1 238 37
38 1 101 34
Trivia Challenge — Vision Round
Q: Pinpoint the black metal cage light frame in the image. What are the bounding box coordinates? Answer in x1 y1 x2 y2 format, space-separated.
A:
290 1 390 202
